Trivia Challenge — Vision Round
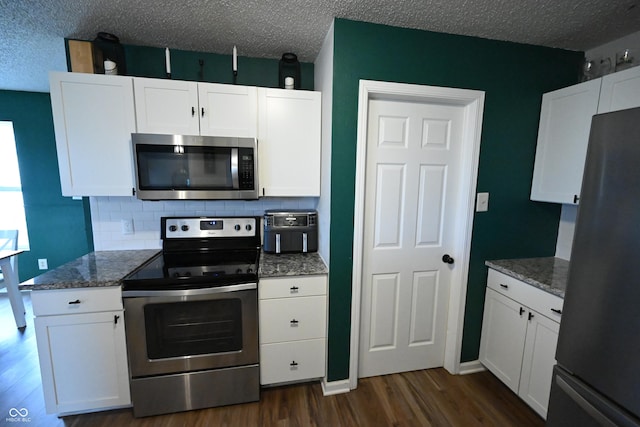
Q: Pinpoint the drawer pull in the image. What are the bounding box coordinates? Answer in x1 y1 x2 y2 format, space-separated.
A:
290 319 299 326
519 307 525 316
290 286 299 293
68 299 81 305
290 361 298 367
499 284 509 289
551 308 563 315
528 312 535 321
114 315 120 324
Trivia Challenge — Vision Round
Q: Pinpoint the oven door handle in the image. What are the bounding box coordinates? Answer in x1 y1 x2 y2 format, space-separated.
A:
122 282 257 297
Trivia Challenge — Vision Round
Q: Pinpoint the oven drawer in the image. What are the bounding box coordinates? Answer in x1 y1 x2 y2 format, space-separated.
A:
259 295 326 343
259 275 326 299
260 339 325 385
32 286 123 316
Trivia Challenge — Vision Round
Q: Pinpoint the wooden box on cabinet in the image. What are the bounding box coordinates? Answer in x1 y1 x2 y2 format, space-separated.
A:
258 275 327 385
32 287 131 414
479 269 563 419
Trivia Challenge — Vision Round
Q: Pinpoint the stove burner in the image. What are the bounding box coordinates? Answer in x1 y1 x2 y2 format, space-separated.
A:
122 216 261 292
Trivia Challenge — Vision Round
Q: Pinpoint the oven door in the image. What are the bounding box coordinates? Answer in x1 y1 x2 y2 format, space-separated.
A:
123 283 258 378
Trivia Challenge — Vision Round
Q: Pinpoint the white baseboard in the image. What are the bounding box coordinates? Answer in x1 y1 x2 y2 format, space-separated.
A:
321 378 351 396
458 360 485 375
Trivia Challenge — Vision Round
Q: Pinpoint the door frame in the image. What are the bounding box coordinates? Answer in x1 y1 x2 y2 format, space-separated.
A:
349 80 485 389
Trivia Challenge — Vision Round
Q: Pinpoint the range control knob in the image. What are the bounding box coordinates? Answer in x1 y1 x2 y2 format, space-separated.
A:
181 225 189 232
234 224 241 231
245 224 252 231
169 225 178 232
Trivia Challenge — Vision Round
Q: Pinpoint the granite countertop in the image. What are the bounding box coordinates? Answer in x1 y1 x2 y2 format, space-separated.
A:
27 250 160 291
485 257 569 298
25 248 327 291
259 251 328 277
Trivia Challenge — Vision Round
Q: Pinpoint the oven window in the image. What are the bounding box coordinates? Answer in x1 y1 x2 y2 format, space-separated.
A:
144 299 243 359
136 145 233 190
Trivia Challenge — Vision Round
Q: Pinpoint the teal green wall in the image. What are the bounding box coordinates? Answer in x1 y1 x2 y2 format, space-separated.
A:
0 90 93 281
327 19 583 380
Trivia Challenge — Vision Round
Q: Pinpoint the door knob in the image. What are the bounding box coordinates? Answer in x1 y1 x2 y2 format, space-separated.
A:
442 254 454 264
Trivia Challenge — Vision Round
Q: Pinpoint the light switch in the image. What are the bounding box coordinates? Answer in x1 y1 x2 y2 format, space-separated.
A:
476 192 489 212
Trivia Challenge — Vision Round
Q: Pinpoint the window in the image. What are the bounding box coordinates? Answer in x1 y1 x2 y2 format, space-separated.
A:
0 122 29 250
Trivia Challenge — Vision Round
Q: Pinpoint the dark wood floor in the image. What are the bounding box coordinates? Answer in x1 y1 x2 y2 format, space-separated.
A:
0 293 544 426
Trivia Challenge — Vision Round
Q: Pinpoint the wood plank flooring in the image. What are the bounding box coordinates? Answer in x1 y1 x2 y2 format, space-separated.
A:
0 292 544 426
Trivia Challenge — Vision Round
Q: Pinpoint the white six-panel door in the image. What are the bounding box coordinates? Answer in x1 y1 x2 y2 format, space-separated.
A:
358 98 465 378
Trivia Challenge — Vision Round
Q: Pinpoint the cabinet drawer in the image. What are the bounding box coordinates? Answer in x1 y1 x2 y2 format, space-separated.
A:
487 270 563 323
32 287 123 316
260 339 325 385
259 296 326 344
259 275 326 299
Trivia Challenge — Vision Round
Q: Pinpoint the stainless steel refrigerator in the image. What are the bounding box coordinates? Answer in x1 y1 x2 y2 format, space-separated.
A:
547 106 640 426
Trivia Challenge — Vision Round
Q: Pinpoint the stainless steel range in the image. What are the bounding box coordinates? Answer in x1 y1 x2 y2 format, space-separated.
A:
122 216 260 417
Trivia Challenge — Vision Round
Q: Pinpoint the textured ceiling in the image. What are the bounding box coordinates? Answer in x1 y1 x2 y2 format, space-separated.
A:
1 0 639 92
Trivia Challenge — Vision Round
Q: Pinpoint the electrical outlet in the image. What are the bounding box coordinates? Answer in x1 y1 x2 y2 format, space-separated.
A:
476 192 489 212
38 258 48 270
121 219 134 235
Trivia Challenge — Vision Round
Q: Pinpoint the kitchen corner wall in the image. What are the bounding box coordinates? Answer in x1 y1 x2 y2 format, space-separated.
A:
90 197 318 250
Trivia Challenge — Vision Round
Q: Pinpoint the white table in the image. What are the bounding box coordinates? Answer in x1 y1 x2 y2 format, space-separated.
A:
0 250 25 328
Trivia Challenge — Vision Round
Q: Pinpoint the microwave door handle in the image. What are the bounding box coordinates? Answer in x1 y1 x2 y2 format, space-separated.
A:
231 148 240 189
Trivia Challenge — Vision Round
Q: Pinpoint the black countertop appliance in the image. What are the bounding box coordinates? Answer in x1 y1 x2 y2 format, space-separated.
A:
263 209 317 254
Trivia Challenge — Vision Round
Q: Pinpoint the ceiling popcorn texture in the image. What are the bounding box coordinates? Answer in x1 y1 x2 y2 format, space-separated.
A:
1 0 639 92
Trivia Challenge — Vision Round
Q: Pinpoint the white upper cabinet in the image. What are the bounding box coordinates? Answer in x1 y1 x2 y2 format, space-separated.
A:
198 83 258 137
531 66 640 204
49 72 136 197
134 78 257 137
133 78 200 135
597 65 640 114
258 88 322 197
530 79 601 204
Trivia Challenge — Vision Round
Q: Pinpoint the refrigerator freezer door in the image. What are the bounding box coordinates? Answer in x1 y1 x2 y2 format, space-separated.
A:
547 366 640 427
555 107 640 418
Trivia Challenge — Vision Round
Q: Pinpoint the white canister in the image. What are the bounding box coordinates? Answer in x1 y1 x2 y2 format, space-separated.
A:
284 76 294 89
104 60 118 75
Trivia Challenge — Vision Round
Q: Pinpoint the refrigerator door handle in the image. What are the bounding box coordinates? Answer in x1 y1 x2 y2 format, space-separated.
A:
556 376 619 427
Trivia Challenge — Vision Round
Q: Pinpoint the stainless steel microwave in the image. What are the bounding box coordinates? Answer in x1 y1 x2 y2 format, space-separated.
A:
132 133 258 200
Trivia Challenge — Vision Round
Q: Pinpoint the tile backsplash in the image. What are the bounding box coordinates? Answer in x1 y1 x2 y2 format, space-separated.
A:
90 196 318 250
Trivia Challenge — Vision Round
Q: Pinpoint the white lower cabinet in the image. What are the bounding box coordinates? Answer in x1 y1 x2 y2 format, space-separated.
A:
32 287 130 414
479 269 563 419
259 275 327 385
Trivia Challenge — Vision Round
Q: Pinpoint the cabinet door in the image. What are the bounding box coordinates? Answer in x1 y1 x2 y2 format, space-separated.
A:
519 310 560 419
597 66 640 114
530 79 601 204
49 72 136 196
198 83 257 137
34 310 130 414
133 77 199 135
258 88 321 197
479 288 528 393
